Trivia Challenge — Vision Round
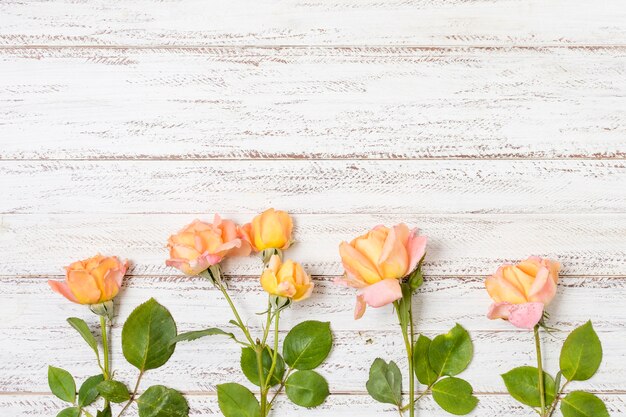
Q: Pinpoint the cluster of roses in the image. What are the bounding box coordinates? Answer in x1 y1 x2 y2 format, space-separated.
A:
48 209 608 417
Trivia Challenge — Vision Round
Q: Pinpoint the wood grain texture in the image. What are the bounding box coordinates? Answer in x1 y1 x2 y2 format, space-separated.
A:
1 47 625 160
4 276 625 332
2 277 624 393
3 0 626 414
1 0 626 47
1 394 625 417
2 213 625 276
1 161 625 214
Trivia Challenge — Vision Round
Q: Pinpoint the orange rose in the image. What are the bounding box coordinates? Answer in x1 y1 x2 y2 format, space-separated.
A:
49 255 128 304
166 215 251 275
336 224 427 319
260 255 313 302
486 256 560 329
242 208 293 252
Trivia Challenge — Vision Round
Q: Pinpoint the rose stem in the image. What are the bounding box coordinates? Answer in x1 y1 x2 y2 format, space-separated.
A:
534 324 546 416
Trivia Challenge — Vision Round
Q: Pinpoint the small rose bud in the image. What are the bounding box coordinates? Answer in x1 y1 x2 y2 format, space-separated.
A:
260 255 313 302
242 208 293 252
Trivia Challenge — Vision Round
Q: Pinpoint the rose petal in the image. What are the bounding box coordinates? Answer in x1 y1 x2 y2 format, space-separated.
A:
406 232 427 273
528 267 557 305
357 278 403 308
334 272 368 289
339 241 382 284
48 280 79 303
354 294 367 320
487 301 544 330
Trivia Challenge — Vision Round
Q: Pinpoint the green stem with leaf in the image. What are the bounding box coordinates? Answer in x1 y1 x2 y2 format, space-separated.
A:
546 380 570 417
117 371 144 417
395 295 415 417
534 324 546 416
217 279 279 416
259 306 282 417
218 283 256 346
268 367 293 412
408 296 415 417
401 381 435 411
264 309 281 388
256 345 268 416
100 316 111 409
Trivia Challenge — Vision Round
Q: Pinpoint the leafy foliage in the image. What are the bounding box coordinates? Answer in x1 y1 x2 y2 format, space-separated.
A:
560 321 603 381
366 358 403 406
561 391 609 417
285 370 330 407
48 366 76 403
97 380 130 403
78 374 104 407
217 383 261 417
413 335 438 386
283 321 332 370
241 346 285 387
502 366 556 407
56 407 80 417
122 298 177 372
136 385 189 417
429 324 473 377
67 317 99 357
431 377 478 415
169 328 237 345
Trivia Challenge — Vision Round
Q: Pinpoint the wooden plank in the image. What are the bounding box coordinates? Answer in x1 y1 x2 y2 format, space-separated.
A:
8 329 623 394
1 0 626 47
5 276 624 332
2 276 623 393
3 293 624 393
1 214 625 276
1 161 625 214
1 47 625 160
0 277 626 396
1 393 625 417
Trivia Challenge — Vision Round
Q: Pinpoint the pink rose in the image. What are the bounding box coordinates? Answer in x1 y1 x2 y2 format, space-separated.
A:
336 224 427 319
166 215 251 275
485 256 560 329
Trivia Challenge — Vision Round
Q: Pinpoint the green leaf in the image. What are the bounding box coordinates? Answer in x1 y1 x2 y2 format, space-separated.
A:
554 371 563 399
122 298 177 371
501 366 556 407
67 317 99 356
561 391 609 417
240 346 285 387
560 321 603 381
285 370 330 408
56 407 80 417
137 385 189 417
169 328 236 346
48 366 76 403
431 377 478 415
365 358 402 406
217 383 260 417
96 406 112 417
413 335 438 385
429 324 473 376
97 380 130 403
78 374 104 406
283 321 332 370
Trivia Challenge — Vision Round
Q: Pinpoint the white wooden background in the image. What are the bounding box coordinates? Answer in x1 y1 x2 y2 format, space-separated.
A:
1 1 625 416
